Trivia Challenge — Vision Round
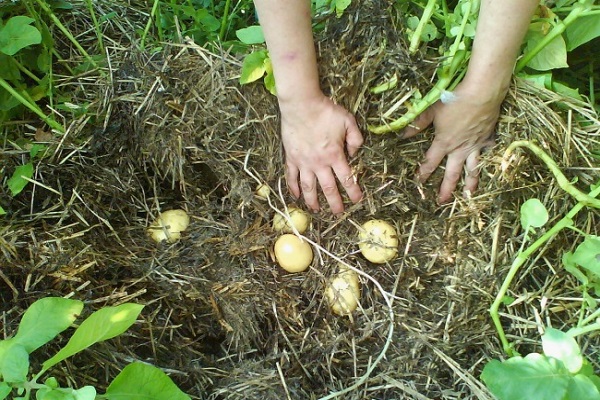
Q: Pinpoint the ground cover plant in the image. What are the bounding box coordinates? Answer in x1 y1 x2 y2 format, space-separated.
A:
1 0 599 399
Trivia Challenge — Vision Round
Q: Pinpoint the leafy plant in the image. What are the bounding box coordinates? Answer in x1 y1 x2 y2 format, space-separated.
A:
0 297 190 400
483 140 600 398
482 328 600 400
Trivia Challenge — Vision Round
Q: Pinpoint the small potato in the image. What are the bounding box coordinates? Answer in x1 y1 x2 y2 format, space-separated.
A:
358 219 398 264
255 184 270 200
272 206 311 234
325 265 361 315
274 234 313 273
148 209 190 243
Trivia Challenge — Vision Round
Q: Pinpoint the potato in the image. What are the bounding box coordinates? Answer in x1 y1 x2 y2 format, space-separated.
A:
358 219 398 263
325 264 361 315
255 184 270 199
274 234 313 273
272 206 311 234
148 209 190 243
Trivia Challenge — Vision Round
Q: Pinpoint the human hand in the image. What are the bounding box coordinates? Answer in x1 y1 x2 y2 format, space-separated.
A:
278 94 364 214
402 81 504 203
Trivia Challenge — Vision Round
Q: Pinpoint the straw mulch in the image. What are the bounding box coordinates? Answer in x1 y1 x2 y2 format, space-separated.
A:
1 1 599 399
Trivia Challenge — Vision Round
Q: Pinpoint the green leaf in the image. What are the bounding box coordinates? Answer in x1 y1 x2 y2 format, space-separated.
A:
332 0 351 17
7 163 33 197
0 340 29 382
523 25 569 71
563 251 589 286
37 388 75 400
235 26 264 45
42 303 144 371
481 353 571 400
239 50 268 84
0 16 42 56
565 14 600 51
105 362 190 400
520 198 549 230
0 382 11 399
73 386 96 400
571 236 600 277
0 54 21 81
0 206 5 216
541 327 583 374
565 374 600 400
13 297 83 353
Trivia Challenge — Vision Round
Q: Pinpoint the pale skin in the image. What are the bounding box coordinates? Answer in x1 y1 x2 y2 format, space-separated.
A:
253 0 539 214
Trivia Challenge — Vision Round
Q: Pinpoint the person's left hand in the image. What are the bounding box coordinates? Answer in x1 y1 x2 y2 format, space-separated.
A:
402 81 505 203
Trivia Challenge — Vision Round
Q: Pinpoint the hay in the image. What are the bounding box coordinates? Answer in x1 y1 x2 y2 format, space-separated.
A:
1 1 599 399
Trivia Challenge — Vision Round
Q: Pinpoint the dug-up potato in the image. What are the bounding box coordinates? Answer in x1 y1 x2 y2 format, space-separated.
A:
272 206 311 234
358 219 398 264
274 234 313 273
325 264 361 315
148 209 190 243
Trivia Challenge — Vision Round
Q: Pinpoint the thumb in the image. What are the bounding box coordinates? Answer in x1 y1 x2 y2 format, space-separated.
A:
400 106 435 139
345 118 364 157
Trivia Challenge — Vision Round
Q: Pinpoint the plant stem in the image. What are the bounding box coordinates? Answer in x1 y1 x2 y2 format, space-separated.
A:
515 1 590 73
0 78 64 133
219 0 232 41
489 175 600 356
568 321 600 337
409 0 438 54
504 141 600 208
33 0 100 70
141 0 162 48
84 0 105 54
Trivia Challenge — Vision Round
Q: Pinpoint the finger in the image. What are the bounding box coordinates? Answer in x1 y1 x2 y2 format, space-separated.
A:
345 115 364 157
332 160 363 205
299 169 320 212
401 107 435 139
417 140 447 184
438 152 468 203
285 163 301 199
315 169 345 215
463 150 480 198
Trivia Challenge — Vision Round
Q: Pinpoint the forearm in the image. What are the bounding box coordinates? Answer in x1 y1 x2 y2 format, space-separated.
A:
253 0 321 103
463 0 538 95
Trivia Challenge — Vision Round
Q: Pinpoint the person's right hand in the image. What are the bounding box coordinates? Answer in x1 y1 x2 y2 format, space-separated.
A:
278 93 364 215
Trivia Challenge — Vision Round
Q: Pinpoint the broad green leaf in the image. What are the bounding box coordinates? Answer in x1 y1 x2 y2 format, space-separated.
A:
563 251 589 286
541 327 583 374
520 198 548 230
0 340 29 383
239 50 268 84
0 16 42 56
571 236 600 277
263 57 276 95
235 26 264 45
7 163 34 197
105 362 190 400
0 206 5 216
73 386 96 400
523 27 569 71
13 297 83 353
481 353 570 400
37 388 75 400
42 303 144 371
332 0 351 17
0 382 11 399
564 374 600 400
565 14 600 51
0 54 21 81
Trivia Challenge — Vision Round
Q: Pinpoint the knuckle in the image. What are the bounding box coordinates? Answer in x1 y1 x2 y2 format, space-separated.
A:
321 184 338 196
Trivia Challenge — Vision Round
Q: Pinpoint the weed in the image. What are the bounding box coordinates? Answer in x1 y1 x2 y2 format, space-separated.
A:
0 297 190 400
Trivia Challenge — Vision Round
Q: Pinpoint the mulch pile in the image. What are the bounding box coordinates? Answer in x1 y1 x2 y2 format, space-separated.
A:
1 1 599 399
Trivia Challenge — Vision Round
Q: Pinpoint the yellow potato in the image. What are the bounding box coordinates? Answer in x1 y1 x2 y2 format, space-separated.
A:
272 207 311 234
358 219 398 263
274 234 313 273
326 265 361 315
148 209 190 243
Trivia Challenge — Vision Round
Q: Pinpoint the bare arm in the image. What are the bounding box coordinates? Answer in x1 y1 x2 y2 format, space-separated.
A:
406 0 539 202
253 0 363 214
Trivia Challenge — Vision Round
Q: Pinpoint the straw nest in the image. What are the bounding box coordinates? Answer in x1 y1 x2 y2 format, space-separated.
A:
1 1 599 399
